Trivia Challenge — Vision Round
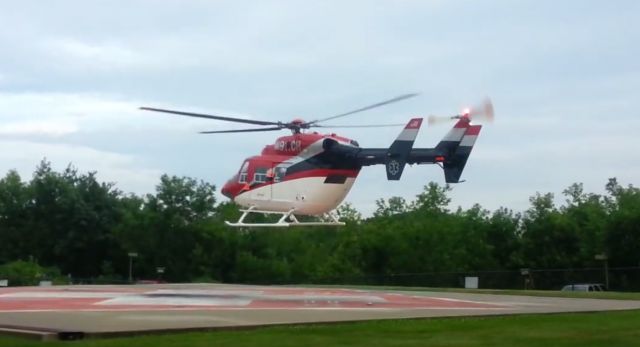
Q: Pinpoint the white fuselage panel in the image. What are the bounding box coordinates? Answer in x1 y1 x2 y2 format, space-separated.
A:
234 177 357 215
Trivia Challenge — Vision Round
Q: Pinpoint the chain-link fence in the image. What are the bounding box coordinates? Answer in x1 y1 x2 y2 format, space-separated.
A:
303 266 640 291
6 266 638 291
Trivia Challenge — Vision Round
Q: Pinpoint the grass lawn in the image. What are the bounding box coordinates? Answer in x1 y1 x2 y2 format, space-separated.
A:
1 310 639 347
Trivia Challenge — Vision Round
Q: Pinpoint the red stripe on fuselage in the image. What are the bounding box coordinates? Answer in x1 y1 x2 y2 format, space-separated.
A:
233 168 360 197
284 168 359 181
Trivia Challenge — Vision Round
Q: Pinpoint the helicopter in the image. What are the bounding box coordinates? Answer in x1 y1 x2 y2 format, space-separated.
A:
140 94 493 227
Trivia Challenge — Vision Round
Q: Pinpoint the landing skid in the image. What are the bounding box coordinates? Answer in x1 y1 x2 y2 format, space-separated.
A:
225 206 345 228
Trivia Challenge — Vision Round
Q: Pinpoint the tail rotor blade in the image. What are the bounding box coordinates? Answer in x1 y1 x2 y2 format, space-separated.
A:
468 97 494 123
429 97 495 126
427 115 454 126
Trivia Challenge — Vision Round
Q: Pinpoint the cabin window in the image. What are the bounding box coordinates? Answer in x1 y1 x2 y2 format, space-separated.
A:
253 167 268 183
274 166 287 182
238 161 249 183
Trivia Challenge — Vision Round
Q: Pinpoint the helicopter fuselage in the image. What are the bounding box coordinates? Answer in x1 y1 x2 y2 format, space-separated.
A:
221 132 362 215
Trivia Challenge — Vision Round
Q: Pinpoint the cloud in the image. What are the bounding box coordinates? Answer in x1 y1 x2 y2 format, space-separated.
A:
7 2 495 74
0 92 135 123
0 91 262 197
0 91 248 135
0 92 146 143
0 140 162 195
0 120 78 136
41 38 145 70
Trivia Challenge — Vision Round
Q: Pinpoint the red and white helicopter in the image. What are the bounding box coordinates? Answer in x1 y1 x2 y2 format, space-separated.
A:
141 95 493 227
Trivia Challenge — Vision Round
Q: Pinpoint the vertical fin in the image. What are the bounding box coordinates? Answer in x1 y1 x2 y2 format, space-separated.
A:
443 124 482 183
386 118 423 180
436 118 470 152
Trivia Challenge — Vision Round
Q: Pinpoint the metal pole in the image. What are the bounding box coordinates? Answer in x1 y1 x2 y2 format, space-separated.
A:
604 259 609 290
127 252 138 284
595 254 609 290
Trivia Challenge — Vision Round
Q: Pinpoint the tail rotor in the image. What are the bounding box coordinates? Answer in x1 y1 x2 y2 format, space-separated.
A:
428 97 494 126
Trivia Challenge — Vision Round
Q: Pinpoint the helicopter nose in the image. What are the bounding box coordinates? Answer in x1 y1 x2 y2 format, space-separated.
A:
221 182 233 199
221 175 238 199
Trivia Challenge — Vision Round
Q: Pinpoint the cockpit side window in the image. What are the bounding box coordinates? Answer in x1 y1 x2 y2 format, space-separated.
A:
274 166 287 183
238 161 249 183
253 167 268 183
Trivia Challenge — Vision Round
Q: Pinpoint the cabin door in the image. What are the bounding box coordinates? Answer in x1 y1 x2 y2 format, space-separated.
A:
249 165 272 201
270 162 291 202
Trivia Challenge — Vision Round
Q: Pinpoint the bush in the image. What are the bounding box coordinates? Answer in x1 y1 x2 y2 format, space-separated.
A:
0 260 63 286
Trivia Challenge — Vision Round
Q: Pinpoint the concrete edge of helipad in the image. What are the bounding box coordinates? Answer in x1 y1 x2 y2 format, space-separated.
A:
3 308 640 342
0 325 66 342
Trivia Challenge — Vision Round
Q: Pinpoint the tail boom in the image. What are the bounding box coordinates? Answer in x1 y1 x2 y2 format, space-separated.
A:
404 119 482 183
330 117 482 183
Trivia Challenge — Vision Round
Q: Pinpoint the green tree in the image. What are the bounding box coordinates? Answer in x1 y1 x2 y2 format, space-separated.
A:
521 192 580 268
18 161 123 278
336 202 363 223
115 175 217 281
561 183 607 264
413 182 451 213
604 179 640 266
486 207 522 268
0 170 29 263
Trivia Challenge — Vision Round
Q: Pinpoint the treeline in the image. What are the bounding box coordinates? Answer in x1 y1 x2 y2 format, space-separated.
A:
0 160 638 289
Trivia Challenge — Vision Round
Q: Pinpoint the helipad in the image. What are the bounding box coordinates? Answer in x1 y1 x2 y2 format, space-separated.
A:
1 283 639 340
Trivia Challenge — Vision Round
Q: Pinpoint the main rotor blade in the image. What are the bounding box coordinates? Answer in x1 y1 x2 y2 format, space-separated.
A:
199 127 283 134
307 93 419 125
140 107 281 126
314 123 405 128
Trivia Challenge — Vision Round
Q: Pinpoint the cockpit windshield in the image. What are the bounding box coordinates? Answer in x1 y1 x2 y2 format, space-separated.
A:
238 161 249 183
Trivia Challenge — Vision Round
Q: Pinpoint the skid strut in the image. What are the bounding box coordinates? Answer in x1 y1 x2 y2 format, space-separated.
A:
225 206 345 228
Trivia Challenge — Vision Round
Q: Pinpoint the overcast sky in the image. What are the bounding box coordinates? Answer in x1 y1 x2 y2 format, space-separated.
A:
1 0 638 215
